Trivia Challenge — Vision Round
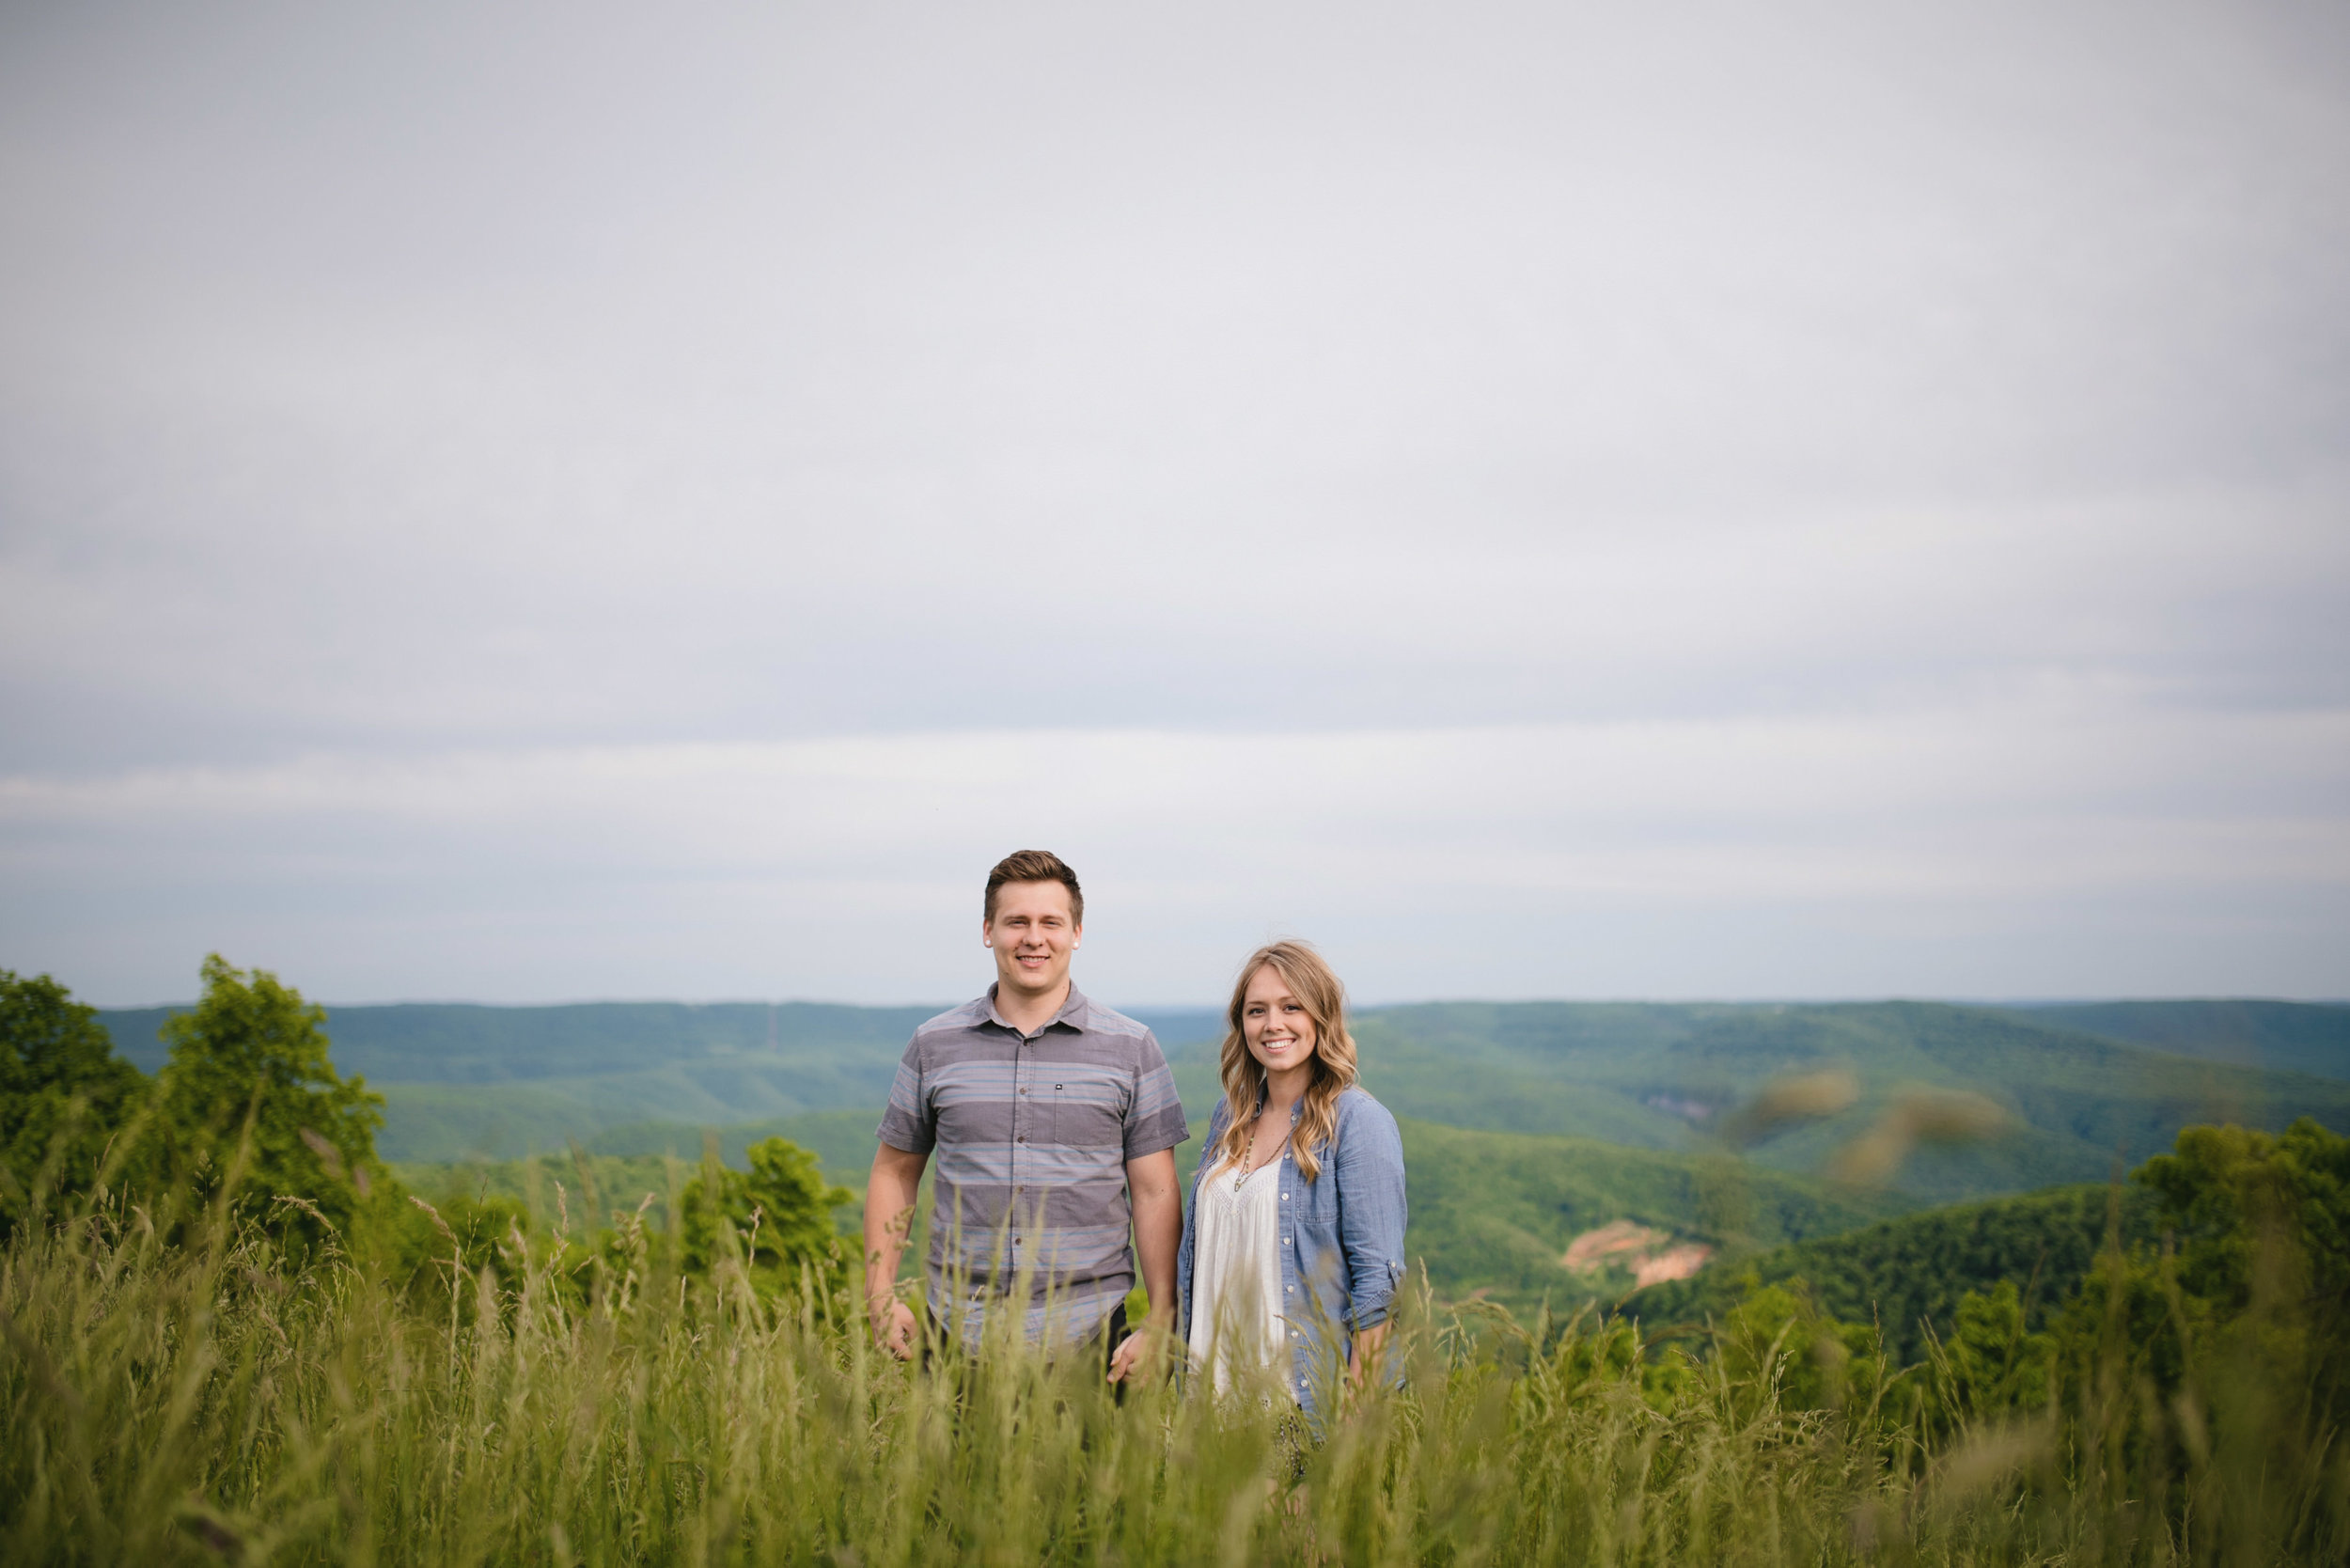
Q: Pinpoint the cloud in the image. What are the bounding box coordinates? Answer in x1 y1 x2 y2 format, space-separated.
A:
6 691 2342 1002
1 1 2345 999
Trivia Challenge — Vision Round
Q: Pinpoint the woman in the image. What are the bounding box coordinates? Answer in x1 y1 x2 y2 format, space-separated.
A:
1175 940 1407 1418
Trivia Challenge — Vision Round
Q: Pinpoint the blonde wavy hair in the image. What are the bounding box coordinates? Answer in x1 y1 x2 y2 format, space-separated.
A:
1212 940 1359 1184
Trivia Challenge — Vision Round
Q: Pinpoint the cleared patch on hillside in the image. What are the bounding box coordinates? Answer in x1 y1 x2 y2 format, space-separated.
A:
1562 1220 1714 1286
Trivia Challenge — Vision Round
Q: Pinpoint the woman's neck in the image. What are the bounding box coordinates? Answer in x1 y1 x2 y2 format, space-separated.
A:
1260 1062 1313 1120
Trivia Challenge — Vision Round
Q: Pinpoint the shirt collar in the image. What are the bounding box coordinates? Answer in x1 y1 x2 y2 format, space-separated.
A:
983 980 1089 1035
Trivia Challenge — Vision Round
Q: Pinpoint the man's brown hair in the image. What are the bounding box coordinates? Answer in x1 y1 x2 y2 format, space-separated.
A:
984 850 1084 926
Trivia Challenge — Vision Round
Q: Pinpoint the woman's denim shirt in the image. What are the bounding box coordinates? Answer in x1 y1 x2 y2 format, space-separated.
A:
1175 1085 1407 1417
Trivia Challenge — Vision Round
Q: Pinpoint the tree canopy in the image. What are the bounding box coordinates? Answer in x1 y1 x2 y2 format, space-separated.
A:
157 954 387 1247
0 969 149 1234
680 1135 854 1296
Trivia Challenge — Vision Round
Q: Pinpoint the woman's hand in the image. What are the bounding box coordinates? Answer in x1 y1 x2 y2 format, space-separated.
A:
1346 1323 1390 1388
1107 1316 1169 1384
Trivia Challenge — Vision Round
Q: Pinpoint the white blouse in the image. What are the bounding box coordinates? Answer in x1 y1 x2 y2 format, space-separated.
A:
1186 1152 1292 1400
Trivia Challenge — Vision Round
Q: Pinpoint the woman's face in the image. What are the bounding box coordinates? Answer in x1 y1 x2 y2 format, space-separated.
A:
1241 964 1319 1078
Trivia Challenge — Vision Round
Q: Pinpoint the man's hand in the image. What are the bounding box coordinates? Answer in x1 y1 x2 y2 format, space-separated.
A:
863 1140 931 1362
1120 1148 1183 1386
873 1297 918 1360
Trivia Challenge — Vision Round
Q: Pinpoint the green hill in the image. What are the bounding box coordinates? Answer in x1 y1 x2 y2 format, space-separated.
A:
104 996 2350 1212
392 1152 691 1231
1629 1181 2168 1363
1171 1113 1901 1310
2000 999 2350 1081
1313 1000 2350 1204
1388 1118 1904 1314
98 1001 1222 1161
368 1072 885 1163
96 999 944 1080
586 1108 888 1186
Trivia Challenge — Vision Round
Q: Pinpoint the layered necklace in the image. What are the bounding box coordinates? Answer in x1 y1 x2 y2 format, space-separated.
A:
1233 1108 1291 1194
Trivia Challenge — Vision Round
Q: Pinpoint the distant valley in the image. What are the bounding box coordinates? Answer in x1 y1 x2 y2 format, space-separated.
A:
99 992 2343 1319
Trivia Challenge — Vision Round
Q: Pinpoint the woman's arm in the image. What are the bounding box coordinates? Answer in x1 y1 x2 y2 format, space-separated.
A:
1333 1096 1408 1368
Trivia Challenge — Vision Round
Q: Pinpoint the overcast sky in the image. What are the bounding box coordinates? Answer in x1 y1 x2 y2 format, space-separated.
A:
2 0 2345 1007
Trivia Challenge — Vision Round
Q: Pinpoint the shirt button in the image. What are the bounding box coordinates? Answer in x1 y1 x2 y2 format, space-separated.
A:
1021 1087 1029 1094
1018 1134 1028 1143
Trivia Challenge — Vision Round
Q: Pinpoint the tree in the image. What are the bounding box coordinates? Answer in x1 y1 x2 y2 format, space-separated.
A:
2035 1116 2349 1538
679 1137 854 1298
1921 1279 2055 1431
1713 1279 1887 1415
2109 1119 2350 1427
2134 1118 2350 1331
157 954 386 1249
0 970 149 1234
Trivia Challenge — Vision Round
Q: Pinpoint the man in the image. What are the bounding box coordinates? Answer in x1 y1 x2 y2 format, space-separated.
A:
865 850 1187 1382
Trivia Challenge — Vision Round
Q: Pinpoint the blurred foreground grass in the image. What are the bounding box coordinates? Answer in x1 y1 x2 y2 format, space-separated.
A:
5 1175 2345 1567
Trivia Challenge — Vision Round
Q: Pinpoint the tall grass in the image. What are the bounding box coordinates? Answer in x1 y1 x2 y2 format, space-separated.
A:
2 1183 2343 1565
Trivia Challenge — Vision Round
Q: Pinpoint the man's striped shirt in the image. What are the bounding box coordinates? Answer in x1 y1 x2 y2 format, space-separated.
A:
876 983 1189 1345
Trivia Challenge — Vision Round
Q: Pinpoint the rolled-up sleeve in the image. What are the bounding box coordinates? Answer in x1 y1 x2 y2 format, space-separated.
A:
1335 1098 1408 1329
1123 1030 1191 1159
873 1037 936 1154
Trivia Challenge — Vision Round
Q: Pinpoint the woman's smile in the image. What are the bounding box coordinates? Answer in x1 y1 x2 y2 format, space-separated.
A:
1242 966 1321 1078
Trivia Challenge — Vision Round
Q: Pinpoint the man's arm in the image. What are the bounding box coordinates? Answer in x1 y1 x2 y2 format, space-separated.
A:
1107 1147 1182 1382
863 1140 930 1357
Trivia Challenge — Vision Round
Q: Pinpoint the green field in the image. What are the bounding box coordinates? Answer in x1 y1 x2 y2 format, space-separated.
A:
10 1166 2343 1565
21 977 2350 1560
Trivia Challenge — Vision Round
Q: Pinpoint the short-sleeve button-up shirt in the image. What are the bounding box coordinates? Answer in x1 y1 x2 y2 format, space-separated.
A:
876 983 1189 1345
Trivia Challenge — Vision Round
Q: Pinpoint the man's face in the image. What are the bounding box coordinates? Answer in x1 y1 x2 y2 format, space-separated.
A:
982 880 1081 998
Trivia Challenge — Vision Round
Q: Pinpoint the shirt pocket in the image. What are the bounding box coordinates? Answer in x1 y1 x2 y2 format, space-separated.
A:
1050 1071 1127 1150
1296 1161 1346 1229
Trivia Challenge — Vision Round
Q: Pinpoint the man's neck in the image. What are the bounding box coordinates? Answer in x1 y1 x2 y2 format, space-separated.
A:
995 977 1073 1036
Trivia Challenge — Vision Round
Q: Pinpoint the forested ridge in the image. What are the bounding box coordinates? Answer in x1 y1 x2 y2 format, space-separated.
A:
1633 1181 2169 1364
